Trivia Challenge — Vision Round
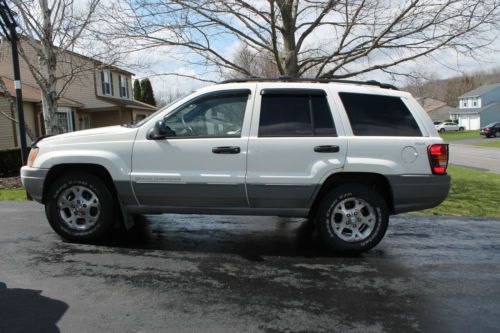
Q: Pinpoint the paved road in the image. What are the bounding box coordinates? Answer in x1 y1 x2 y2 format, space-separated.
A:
1 201 499 333
449 143 500 173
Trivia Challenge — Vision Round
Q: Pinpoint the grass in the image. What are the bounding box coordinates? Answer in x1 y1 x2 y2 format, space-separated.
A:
471 140 500 149
0 188 28 201
439 130 480 141
414 165 500 218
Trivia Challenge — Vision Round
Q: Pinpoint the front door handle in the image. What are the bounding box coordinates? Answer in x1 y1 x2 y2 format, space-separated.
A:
314 145 340 153
212 146 241 154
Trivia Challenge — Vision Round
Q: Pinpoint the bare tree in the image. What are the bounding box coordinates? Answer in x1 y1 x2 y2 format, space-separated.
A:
9 0 103 134
107 0 500 81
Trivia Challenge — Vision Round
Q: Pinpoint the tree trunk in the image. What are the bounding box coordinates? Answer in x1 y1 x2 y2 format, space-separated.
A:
277 0 299 77
39 0 59 135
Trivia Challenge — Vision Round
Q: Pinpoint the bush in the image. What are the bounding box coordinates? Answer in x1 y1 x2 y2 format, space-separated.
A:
0 148 26 176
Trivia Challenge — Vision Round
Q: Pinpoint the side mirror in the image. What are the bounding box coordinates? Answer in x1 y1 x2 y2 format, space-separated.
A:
147 120 176 140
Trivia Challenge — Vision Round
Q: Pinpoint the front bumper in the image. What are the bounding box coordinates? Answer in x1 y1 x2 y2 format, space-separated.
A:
20 166 48 203
387 174 451 214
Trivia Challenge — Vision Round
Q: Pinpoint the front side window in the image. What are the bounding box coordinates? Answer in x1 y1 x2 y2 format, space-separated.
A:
339 92 422 137
163 93 248 138
258 91 336 137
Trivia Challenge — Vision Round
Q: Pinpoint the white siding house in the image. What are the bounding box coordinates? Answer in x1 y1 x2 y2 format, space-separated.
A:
450 83 500 130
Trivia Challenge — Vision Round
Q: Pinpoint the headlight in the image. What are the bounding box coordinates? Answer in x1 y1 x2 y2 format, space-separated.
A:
27 147 39 167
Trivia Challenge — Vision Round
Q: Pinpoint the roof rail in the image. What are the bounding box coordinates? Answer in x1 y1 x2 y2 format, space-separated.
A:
219 76 399 90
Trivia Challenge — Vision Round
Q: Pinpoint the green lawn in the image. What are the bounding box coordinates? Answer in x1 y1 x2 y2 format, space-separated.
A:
414 165 500 218
0 188 28 201
471 140 500 148
439 130 480 141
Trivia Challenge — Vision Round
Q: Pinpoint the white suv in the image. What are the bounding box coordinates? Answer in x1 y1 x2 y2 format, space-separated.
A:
21 78 451 254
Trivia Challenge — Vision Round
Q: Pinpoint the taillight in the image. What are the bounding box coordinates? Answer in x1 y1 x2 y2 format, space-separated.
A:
427 144 449 175
485 128 490 132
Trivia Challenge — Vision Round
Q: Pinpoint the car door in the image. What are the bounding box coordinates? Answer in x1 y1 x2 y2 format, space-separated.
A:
131 88 255 208
245 85 347 212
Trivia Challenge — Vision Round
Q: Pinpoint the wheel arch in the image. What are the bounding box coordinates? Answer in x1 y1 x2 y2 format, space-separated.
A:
309 172 394 217
42 163 118 205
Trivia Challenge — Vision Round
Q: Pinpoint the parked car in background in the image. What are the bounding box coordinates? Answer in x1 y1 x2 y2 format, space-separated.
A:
434 122 464 132
480 122 500 138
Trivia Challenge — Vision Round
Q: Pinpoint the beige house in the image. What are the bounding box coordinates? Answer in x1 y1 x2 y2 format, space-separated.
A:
0 39 157 149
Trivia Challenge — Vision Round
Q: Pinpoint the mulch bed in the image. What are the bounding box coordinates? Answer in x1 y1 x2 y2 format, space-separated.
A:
0 176 22 189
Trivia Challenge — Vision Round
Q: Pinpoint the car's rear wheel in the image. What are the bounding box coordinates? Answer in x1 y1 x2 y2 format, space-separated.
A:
459 127 465 131
315 184 389 254
439 128 445 133
45 172 115 242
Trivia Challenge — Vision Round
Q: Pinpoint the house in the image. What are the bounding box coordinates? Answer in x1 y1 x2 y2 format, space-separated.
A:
416 97 454 121
449 83 500 130
0 38 157 149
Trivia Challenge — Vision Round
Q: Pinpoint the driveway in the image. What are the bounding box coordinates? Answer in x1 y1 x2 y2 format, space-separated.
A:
1 201 499 332
449 143 500 173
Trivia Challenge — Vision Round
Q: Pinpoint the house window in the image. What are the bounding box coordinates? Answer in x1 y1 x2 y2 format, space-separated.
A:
55 108 74 134
462 100 467 108
101 70 113 96
473 98 477 107
119 75 129 98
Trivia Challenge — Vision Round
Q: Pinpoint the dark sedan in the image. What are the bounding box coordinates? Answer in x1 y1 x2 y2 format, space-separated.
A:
480 122 500 138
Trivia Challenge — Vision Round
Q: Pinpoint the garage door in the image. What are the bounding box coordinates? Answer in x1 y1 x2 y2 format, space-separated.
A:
459 114 480 130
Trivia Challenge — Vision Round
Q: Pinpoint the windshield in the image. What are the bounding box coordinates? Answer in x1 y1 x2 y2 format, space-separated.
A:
129 94 188 128
484 122 498 128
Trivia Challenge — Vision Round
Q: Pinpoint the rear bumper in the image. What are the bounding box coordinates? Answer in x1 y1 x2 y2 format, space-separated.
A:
387 174 451 214
20 166 48 203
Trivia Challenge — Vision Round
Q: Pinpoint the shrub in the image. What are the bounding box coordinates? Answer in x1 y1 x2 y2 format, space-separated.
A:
0 148 26 176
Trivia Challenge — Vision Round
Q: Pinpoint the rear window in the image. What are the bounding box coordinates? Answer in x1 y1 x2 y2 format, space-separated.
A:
339 93 422 136
258 92 336 137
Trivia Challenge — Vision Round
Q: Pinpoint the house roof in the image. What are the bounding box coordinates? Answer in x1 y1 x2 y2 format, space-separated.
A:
95 95 157 111
416 97 448 112
0 76 82 108
449 102 499 115
459 83 500 98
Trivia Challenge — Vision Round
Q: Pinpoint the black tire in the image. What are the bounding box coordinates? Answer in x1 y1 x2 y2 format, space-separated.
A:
315 184 389 254
45 172 115 242
459 127 465 131
439 128 445 133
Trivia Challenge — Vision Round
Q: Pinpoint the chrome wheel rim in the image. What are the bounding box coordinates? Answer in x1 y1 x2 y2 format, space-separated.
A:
330 197 376 242
57 185 100 231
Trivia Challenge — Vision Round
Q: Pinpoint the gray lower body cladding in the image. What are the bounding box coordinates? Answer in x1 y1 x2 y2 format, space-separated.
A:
387 174 451 214
20 168 48 203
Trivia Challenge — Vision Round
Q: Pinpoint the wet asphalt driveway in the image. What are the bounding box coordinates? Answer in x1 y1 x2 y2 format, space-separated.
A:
1 201 499 333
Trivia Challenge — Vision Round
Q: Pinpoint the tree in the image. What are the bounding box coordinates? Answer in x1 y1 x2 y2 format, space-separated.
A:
140 78 156 106
10 0 103 134
133 79 142 100
110 0 500 81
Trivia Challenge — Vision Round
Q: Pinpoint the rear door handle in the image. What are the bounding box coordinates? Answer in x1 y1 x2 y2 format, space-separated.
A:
212 146 241 154
314 145 340 153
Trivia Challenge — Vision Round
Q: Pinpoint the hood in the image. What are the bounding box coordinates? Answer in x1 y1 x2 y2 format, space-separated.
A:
38 125 139 146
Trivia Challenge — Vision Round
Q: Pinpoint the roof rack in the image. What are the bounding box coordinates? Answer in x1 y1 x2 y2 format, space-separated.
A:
219 76 399 90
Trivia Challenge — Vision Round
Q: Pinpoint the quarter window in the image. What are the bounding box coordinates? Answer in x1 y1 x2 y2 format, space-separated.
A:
339 92 422 137
163 92 249 138
258 91 336 137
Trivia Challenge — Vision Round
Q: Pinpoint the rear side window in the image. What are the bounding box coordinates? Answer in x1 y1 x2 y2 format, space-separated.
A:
339 93 422 136
258 91 336 137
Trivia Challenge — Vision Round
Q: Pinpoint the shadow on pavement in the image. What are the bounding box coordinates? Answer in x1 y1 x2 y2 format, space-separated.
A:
101 214 367 260
0 282 68 333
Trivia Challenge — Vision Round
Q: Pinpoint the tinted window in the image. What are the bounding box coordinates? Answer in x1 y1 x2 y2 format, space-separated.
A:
259 93 336 137
164 94 248 138
339 93 422 136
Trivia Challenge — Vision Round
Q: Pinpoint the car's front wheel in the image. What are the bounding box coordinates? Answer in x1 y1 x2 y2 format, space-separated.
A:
315 184 389 254
45 172 115 242
459 127 465 131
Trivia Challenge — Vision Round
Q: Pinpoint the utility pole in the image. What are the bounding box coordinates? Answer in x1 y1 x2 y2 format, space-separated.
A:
0 0 28 164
